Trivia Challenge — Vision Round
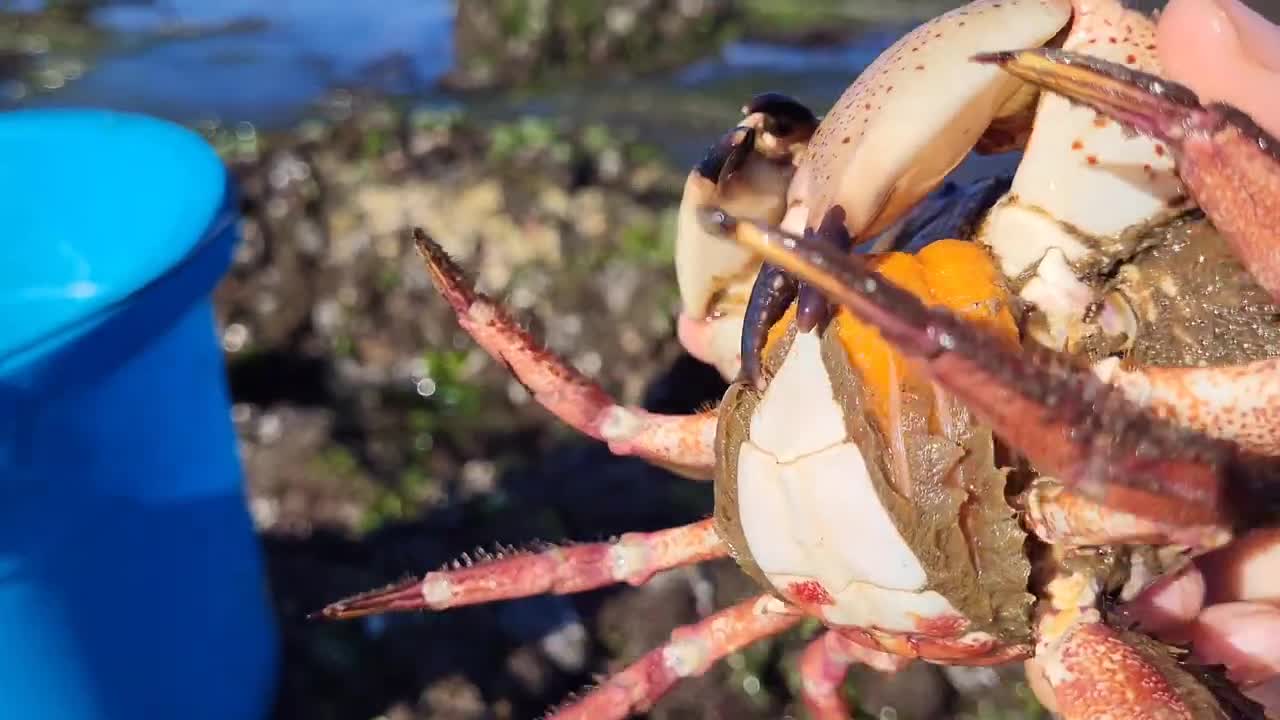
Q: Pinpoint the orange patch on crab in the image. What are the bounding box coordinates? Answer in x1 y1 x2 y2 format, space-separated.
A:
761 302 798 360
757 240 1016 429
915 239 1018 343
833 239 1017 425
786 580 834 606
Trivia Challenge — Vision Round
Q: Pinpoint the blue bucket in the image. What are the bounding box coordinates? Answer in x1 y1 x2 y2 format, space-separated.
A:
0 110 279 719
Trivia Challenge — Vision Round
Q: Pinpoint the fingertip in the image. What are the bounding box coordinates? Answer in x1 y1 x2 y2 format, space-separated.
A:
1189 601 1280 686
1118 564 1205 634
1198 528 1280 605
1156 0 1280 136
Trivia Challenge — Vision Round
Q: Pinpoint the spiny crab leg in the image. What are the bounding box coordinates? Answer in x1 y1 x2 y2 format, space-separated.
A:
799 631 912 720
975 48 1280 304
1021 478 1231 550
701 209 1234 532
1095 357 1280 459
317 519 727 620
413 230 717 478
547 594 801 720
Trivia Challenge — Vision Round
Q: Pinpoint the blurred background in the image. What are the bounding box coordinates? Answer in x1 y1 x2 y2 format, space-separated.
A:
6 1 1273 718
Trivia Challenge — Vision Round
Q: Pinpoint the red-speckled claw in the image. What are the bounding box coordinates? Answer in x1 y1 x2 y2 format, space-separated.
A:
1030 570 1268 720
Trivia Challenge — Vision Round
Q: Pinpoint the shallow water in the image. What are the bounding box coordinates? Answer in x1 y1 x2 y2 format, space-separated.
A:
17 0 975 167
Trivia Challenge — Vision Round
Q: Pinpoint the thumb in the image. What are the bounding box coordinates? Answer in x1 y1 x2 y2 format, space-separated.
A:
1157 0 1280 138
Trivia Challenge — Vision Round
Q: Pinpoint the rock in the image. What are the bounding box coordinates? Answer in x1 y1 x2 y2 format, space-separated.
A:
444 0 735 90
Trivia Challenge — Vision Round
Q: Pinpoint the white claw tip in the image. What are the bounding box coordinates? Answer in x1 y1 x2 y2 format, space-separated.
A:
662 637 709 678
466 301 496 325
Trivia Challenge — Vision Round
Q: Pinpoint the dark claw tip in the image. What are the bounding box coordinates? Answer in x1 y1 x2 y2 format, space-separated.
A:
744 92 818 120
743 92 819 137
695 126 755 183
970 50 1018 65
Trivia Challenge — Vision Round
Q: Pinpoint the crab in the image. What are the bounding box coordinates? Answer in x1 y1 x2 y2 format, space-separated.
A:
316 0 1280 717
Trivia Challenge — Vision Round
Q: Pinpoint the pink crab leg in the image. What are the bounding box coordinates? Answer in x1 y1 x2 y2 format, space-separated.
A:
548 594 801 720
1022 479 1231 551
975 49 1280 305
413 230 717 477
706 211 1234 527
317 519 727 620
799 631 912 720
1095 357 1280 458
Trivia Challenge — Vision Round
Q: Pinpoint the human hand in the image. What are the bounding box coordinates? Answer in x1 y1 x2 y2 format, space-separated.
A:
1122 529 1280 711
1156 0 1280 137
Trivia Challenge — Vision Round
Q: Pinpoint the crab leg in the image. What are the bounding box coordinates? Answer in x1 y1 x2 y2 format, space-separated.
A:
799 631 913 720
1022 479 1230 551
976 49 1280 305
413 231 717 477
317 519 727 620
705 211 1236 528
1095 357 1280 459
548 594 801 720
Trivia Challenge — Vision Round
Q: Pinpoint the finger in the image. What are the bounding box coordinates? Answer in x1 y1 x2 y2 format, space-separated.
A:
1188 601 1280 687
1115 563 1206 635
1156 0 1280 137
1198 528 1280 606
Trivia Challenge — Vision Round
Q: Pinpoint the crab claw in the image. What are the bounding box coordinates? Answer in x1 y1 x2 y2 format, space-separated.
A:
975 48 1280 305
1031 571 1267 720
702 207 1239 528
674 93 818 379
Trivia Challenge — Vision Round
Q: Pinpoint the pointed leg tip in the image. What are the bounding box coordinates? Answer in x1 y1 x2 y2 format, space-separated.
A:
412 228 450 270
312 579 427 622
306 604 361 621
411 227 478 312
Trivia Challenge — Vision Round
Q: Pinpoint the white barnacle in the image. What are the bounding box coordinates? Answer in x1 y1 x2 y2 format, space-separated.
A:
600 406 644 442
662 636 710 678
420 574 455 609
466 301 496 325
606 535 651 584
